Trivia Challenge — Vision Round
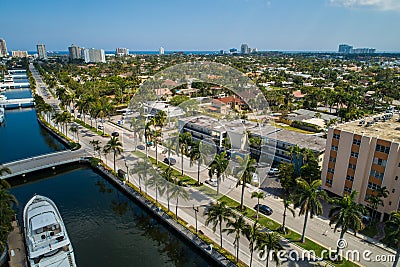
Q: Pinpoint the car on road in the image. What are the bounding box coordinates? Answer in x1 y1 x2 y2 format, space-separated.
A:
137 145 145 150
205 179 218 187
112 131 119 137
163 157 176 165
254 204 273 215
268 168 279 176
98 125 104 130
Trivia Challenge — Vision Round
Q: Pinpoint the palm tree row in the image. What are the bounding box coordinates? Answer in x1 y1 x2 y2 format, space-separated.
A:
205 201 283 267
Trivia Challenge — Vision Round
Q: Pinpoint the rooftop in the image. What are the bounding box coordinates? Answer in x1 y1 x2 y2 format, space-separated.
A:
337 113 400 143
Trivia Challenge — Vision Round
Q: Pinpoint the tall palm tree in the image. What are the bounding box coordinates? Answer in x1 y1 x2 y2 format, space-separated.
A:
150 129 162 164
169 180 190 219
162 137 177 167
223 214 248 263
368 186 390 221
204 201 233 249
160 167 176 211
293 178 327 243
69 125 78 142
131 117 145 151
385 211 400 267
329 191 367 255
131 159 153 194
244 222 263 267
89 139 101 159
251 191 265 221
208 151 228 196
177 132 192 175
145 170 164 204
235 155 257 210
103 136 123 172
189 141 210 185
280 196 295 234
257 232 283 267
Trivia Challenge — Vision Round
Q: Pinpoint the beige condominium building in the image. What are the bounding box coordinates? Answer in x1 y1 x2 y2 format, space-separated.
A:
321 112 400 220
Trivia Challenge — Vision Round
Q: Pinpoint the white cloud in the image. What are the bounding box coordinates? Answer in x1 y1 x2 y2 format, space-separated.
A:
330 0 400 11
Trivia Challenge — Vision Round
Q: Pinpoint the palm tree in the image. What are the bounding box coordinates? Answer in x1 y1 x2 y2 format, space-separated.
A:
257 232 283 267
329 191 367 255
385 211 400 267
103 136 123 172
204 201 233 249
69 125 78 142
368 186 390 221
169 180 190 219
244 222 263 267
131 159 153 194
177 132 192 175
89 139 101 159
293 178 327 243
145 170 164 204
160 167 176 211
251 191 265 221
150 129 162 164
189 141 210 185
131 117 145 151
208 151 228 196
235 155 257 210
223 214 248 263
0 189 18 252
162 137 177 167
280 196 295 234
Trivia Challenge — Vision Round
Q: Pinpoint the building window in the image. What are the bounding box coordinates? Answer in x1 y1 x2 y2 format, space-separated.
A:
396 176 399 181
344 186 352 193
373 157 387 167
331 145 338 152
389 201 392 206
326 179 333 186
353 139 361 146
333 133 340 140
370 169 384 180
346 175 354 182
329 157 336 163
368 182 381 190
328 168 335 174
376 144 390 154
392 189 395 193
348 163 356 170
351 152 359 158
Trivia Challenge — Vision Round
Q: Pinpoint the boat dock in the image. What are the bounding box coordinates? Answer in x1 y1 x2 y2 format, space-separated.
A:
7 219 27 267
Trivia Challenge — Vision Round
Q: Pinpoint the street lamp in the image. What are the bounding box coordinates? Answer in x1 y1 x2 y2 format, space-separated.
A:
193 205 199 235
124 155 129 183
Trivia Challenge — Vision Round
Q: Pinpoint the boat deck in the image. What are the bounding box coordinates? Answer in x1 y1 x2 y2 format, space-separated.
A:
7 219 28 267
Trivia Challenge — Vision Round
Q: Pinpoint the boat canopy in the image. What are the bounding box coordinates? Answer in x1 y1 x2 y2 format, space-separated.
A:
30 212 57 231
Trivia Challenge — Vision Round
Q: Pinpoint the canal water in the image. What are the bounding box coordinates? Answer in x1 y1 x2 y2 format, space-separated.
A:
2 86 210 266
10 166 210 267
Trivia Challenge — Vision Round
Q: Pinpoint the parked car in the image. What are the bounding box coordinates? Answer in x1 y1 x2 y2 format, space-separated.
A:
112 131 119 137
205 179 218 187
254 204 273 215
137 145 145 150
268 168 279 176
163 157 176 165
98 125 104 130
362 216 372 226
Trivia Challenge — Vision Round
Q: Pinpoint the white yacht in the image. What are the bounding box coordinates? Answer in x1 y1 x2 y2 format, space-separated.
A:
0 94 6 101
23 195 77 267
0 107 4 124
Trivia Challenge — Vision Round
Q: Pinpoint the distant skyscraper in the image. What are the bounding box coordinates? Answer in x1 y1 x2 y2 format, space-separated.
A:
229 48 238 54
116 48 129 56
159 47 165 55
11 50 28 58
88 48 105 63
68 44 82 60
0 38 8 57
241 43 249 54
338 44 353 54
81 48 90 63
36 43 47 59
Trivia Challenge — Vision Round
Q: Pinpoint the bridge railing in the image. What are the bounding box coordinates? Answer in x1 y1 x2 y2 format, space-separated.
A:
2 149 72 166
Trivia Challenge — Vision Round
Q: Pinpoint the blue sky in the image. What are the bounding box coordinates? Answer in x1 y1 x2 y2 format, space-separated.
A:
1 0 399 51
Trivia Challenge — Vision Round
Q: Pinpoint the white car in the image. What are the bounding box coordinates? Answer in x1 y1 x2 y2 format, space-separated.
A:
268 168 279 176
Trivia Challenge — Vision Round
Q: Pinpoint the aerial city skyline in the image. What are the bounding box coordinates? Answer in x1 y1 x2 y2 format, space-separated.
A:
0 0 399 52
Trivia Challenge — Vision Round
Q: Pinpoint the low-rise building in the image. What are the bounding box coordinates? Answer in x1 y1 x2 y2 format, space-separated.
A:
11 50 28 58
321 113 400 220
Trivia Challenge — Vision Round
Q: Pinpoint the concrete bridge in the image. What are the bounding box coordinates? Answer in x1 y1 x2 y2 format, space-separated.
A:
0 98 34 109
1 149 90 180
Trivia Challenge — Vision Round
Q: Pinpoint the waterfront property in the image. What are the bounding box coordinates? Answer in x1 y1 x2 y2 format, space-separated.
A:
178 115 326 164
321 112 400 220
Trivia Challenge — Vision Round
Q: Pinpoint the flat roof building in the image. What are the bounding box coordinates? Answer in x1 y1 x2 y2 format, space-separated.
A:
0 38 8 57
11 50 28 58
321 113 400 220
36 43 47 59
